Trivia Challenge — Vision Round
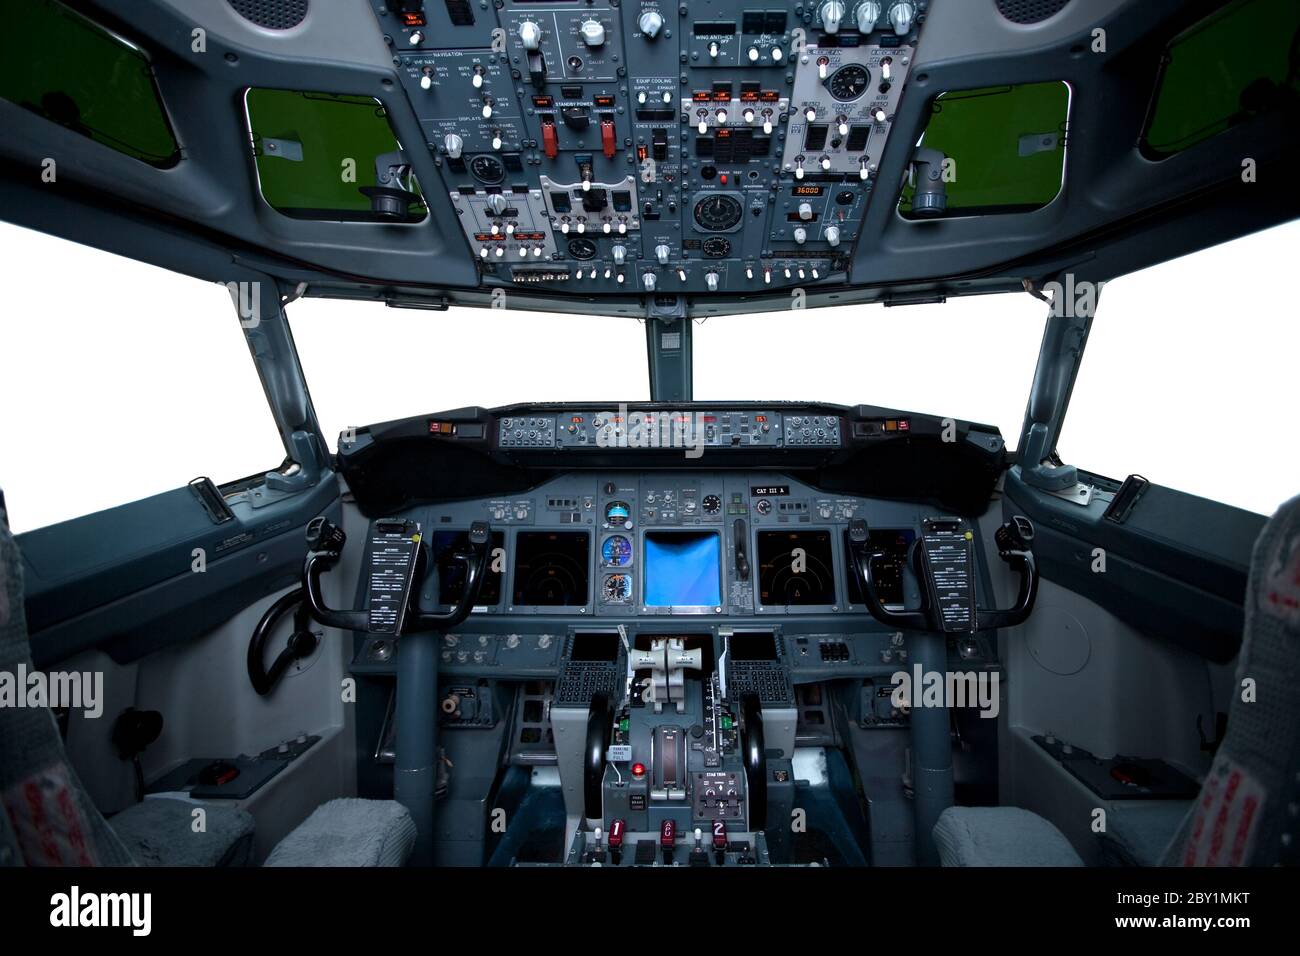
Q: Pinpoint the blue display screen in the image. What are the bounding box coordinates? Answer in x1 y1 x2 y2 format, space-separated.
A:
644 531 722 606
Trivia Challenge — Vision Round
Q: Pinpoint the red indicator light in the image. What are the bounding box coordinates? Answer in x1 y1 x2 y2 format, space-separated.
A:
400 12 426 27
660 819 676 847
898 419 911 431
631 762 646 778
720 173 728 184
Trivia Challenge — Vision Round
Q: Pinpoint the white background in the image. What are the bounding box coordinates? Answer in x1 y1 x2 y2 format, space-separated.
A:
1 219 1297 534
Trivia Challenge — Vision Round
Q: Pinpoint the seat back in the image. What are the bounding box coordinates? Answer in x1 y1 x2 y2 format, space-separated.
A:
0 502 134 865
1163 493 1300 866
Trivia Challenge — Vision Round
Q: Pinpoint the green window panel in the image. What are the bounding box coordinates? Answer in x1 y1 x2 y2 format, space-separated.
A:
899 81 1070 220
0 0 179 166
246 89 426 222
1144 0 1300 158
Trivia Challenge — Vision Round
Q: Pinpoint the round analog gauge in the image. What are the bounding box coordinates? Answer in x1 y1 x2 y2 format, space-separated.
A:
702 494 722 515
604 500 632 527
469 154 505 185
827 64 871 102
602 534 633 566
603 574 632 603
702 236 731 258
693 193 744 232
755 498 772 516
568 237 597 260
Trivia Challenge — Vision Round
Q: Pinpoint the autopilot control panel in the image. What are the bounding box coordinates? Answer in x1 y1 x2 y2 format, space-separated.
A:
371 1 928 294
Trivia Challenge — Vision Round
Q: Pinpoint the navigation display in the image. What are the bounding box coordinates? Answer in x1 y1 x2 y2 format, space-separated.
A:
757 530 836 606
643 531 722 607
512 531 590 606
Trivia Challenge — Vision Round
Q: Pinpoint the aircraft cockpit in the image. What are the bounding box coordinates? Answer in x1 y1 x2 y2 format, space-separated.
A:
1 0 1298 934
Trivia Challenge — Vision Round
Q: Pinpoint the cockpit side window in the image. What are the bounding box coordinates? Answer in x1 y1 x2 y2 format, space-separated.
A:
0 0 180 167
898 81 1070 220
1142 0 1300 158
1056 219 1300 516
244 89 428 223
0 225 287 534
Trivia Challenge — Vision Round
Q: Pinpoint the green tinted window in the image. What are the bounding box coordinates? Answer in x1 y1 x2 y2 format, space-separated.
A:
246 89 426 222
1144 0 1300 157
0 0 179 166
899 82 1069 219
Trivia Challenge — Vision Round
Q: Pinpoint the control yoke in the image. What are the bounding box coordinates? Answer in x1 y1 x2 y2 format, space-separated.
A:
301 517 493 635
847 516 1038 634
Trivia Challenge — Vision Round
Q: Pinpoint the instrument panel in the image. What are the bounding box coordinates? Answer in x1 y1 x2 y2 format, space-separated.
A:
372 1 929 295
368 471 932 621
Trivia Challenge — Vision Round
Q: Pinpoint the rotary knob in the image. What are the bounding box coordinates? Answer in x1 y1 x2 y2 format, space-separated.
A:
518 20 542 51
444 133 464 159
580 19 606 47
825 225 842 247
705 271 719 292
485 193 507 215
855 1 882 32
798 202 814 221
819 0 846 33
612 244 627 265
643 272 657 291
888 0 916 35
638 10 664 38
655 243 671 265
794 227 807 244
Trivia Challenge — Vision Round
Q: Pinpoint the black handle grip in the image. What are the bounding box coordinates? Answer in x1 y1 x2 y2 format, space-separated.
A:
741 693 767 828
584 692 611 820
410 521 492 631
247 587 319 696
847 519 930 631
849 517 1039 633
302 550 370 632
